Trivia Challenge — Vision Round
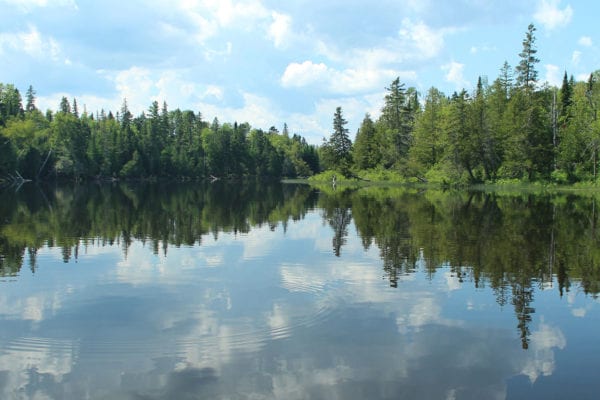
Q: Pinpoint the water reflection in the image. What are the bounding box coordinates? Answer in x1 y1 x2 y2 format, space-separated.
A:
0 183 599 399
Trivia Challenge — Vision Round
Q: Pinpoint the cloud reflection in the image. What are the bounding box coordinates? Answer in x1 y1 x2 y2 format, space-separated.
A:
0 207 585 399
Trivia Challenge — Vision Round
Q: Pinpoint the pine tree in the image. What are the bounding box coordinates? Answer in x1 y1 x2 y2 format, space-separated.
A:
379 77 413 163
25 85 36 112
59 96 71 114
72 98 79 118
515 24 539 91
560 71 573 122
353 113 378 170
282 122 289 138
499 61 513 99
324 107 352 175
447 89 477 180
410 87 445 170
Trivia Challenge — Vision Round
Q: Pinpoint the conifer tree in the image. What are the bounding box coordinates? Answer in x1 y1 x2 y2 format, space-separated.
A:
59 96 71 114
72 98 79 118
25 85 36 112
378 77 414 165
353 114 378 170
515 24 539 91
322 107 352 175
560 71 573 122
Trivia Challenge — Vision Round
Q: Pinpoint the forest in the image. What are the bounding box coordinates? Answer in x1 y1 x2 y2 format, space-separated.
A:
1 23 600 184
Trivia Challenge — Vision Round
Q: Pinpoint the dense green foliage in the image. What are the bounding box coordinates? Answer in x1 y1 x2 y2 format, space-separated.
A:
3 23 600 184
0 90 319 181
324 24 600 184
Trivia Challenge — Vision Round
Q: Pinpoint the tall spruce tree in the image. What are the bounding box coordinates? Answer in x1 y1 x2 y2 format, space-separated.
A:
515 24 539 91
560 71 573 122
59 96 71 114
410 87 446 172
353 113 378 170
323 106 352 175
379 77 413 165
25 85 36 112
499 61 513 99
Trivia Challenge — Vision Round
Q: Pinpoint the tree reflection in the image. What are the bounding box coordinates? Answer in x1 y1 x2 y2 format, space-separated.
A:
319 188 354 257
317 187 600 347
0 181 317 275
2 183 600 349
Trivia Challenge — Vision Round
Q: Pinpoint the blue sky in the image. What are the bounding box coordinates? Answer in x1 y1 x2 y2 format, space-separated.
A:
1 0 598 144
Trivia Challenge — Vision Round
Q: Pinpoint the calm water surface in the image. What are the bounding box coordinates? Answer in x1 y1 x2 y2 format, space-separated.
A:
1 182 599 399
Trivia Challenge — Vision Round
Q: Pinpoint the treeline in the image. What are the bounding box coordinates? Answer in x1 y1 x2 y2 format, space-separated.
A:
322 24 600 184
3 23 600 184
0 87 319 181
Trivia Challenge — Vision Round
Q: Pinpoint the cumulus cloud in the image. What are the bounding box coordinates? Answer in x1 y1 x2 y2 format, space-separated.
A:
37 66 228 118
442 61 470 90
175 0 272 44
281 61 330 88
113 66 155 111
281 59 415 96
544 64 562 86
533 0 573 31
578 36 593 47
0 24 61 61
399 18 452 60
196 91 281 129
268 11 293 49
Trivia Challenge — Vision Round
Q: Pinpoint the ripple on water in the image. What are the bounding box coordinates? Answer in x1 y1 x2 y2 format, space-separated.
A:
1 260 352 363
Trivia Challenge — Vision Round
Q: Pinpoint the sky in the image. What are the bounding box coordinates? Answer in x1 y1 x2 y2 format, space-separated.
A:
1 0 598 144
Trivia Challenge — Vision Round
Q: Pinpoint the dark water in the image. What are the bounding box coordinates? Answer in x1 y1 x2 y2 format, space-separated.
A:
1 182 599 399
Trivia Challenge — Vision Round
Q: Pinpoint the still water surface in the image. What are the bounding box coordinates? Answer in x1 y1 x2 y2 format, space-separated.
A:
1 182 599 399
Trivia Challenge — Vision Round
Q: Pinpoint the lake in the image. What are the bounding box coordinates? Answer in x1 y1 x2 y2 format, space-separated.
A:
1 181 599 399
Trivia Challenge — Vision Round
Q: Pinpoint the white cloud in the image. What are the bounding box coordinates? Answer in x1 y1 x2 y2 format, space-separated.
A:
442 61 469 90
578 36 593 47
38 66 228 118
268 11 292 49
0 24 62 61
281 61 330 88
577 72 591 82
210 0 269 27
176 0 271 44
533 0 573 31
399 18 448 59
113 66 155 112
571 50 581 65
281 59 415 96
196 91 280 129
544 64 562 86
470 45 496 54
204 85 224 101
112 67 224 113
